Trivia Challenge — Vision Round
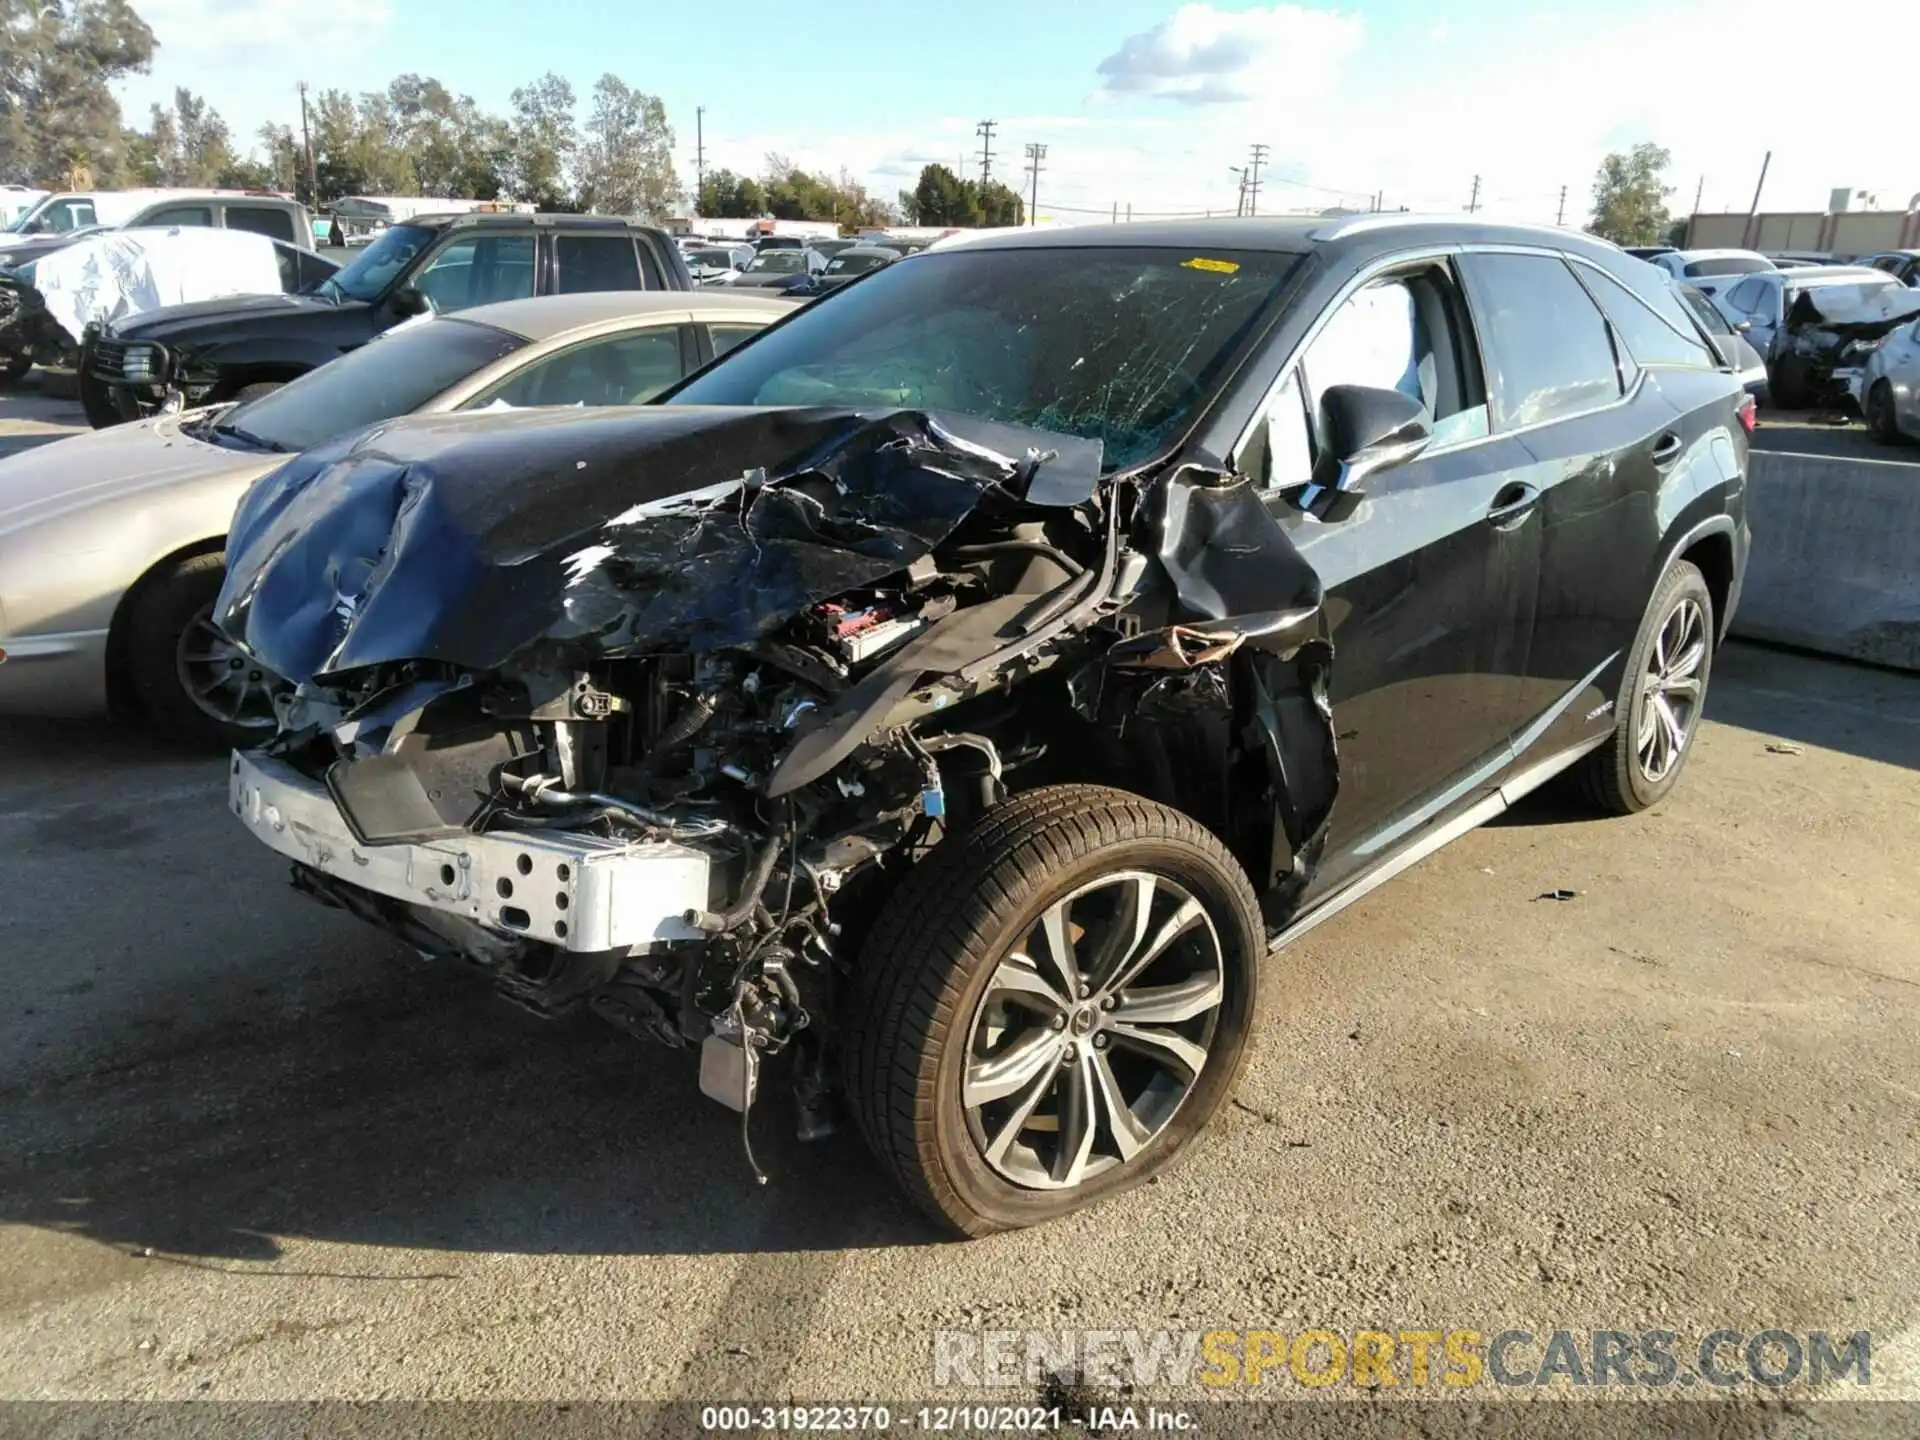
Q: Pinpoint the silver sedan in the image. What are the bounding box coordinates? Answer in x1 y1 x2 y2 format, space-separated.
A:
1855 316 1920 443
0 290 794 746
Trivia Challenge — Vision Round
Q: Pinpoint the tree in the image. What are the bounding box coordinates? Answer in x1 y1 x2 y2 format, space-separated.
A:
904 164 974 226
699 167 764 218
0 0 156 186
308 87 411 198
508 72 576 209
976 178 1024 228
126 88 241 188
575 74 676 217
1587 142 1673 247
386 74 506 198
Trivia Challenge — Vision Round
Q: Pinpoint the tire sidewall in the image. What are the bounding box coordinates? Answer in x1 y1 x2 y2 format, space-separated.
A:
126 553 270 751
1619 563 1714 810
927 833 1262 1231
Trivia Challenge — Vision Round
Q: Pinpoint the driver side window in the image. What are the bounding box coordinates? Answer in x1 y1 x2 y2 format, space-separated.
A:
1246 263 1488 491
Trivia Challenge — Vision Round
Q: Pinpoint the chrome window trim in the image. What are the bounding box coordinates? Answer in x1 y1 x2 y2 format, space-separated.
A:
1235 241 1651 485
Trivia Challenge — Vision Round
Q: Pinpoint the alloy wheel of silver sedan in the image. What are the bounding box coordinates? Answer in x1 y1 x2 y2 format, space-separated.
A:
174 603 281 731
1636 595 1707 785
963 870 1225 1192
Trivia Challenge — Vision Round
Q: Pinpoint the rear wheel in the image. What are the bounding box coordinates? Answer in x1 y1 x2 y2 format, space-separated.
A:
844 785 1263 1236
124 551 284 750
1571 560 1714 816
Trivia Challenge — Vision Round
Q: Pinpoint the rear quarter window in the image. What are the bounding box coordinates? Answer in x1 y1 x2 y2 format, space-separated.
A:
1576 265 1715 369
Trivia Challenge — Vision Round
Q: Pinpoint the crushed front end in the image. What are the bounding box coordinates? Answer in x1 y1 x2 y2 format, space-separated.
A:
216 403 1338 1162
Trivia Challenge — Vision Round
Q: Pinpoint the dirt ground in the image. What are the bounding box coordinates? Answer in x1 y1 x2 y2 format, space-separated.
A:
2 384 1918 1429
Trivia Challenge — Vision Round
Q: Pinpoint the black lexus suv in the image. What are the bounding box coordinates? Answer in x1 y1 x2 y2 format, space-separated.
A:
217 216 1751 1235
79 213 693 426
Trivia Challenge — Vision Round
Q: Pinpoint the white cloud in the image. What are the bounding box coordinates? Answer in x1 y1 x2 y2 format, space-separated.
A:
1095 3 1364 106
115 0 395 147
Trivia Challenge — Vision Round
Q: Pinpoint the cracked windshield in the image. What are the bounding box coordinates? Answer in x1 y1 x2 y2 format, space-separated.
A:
671 247 1298 467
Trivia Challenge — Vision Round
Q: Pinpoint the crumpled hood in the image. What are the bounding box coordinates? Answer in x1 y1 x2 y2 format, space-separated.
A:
1786 286 1920 341
214 403 1102 685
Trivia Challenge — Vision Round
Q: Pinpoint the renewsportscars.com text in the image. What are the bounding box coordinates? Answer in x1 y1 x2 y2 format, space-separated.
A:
932 1327 1872 1391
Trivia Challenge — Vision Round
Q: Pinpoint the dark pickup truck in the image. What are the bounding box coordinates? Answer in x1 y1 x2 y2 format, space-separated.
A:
80 213 693 426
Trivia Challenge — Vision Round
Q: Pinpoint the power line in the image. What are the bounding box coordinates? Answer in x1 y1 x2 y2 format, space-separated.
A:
976 119 997 186
1023 143 1047 225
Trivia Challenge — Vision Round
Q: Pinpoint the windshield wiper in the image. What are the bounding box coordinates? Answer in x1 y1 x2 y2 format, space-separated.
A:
212 420 289 452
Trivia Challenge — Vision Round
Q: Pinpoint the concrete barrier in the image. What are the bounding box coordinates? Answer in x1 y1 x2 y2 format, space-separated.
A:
1733 449 1920 671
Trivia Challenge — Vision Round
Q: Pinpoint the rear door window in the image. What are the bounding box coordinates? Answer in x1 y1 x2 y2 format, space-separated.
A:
226 205 297 242
143 204 214 227
1462 252 1622 429
556 234 643 293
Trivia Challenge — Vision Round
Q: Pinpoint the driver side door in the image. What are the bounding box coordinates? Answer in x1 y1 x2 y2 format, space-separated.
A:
1240 257 1541 896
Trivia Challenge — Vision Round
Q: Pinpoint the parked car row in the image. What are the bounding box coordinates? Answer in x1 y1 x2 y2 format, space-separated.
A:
3 214 1753 1236
1628 246 1920 417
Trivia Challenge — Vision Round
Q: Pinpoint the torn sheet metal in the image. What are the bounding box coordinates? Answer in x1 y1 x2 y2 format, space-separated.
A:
1115 463 1338 907
216 404 1103 685
30 227 286 345
1786 285 1920 340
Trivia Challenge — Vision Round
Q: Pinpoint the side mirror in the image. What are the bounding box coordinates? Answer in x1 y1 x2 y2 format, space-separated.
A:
1733 319 1753 333
390 284 431 318
1311 384 1432 498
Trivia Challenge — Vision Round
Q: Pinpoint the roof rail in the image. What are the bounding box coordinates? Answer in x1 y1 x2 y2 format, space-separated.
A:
1308 212 1592 246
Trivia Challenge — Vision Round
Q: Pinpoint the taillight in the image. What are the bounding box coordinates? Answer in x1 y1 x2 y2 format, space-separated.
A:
1736 394 1757 434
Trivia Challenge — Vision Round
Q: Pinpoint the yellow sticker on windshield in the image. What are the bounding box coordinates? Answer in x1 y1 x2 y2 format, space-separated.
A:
1182 257 1240 275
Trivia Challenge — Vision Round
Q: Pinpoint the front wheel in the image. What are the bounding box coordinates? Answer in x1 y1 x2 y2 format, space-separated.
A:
0 350 30 384
844 785 1264 1237
123 550 285 750
1571 559 1714 816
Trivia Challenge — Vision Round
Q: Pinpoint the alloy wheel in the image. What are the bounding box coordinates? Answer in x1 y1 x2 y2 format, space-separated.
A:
1636 596 1707 785
174 605 281 731
962 870 1225 1192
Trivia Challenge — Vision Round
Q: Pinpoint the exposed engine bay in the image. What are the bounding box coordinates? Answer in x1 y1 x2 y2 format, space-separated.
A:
216 403 1338 1167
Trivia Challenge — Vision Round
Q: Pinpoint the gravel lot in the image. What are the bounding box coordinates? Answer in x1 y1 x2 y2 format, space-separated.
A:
2 384 1918 1424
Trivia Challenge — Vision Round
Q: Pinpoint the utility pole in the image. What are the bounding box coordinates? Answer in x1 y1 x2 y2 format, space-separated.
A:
1467 174 1480 213
297 82 318 206
1744 151 1771 248
1111 200 1117 222
1246 142 1269 216
976 119 997 186
1556 185 1567 225
695 107 706 210
1692 174 1704 215
1229 166 1247 217
1023 143 1046 226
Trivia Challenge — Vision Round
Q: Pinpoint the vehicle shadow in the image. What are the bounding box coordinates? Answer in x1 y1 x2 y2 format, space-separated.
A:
0 950 937 1264
1704 641 1919 772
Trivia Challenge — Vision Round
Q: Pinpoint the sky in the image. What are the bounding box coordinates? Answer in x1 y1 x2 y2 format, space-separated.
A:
114 0 1917 227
